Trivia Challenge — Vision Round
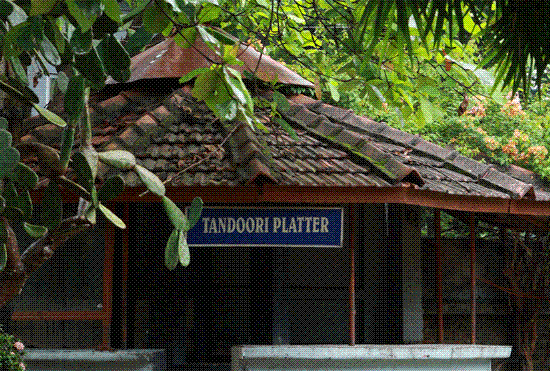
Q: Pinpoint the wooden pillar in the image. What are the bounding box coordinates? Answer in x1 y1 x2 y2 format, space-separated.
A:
434 209 444 343
470 212 476 344
102 218 115 349
121 203 130 348
349 204 356 346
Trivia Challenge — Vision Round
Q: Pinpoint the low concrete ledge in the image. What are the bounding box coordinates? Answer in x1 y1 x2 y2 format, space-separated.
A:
233 344 512 360
24 349 166 371
232 345 512 371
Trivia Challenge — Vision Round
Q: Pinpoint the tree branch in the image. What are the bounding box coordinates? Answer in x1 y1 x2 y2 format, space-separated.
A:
0 215 91 308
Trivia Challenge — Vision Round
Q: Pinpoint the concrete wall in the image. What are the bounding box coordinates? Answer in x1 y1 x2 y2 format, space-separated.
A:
24 349 165 371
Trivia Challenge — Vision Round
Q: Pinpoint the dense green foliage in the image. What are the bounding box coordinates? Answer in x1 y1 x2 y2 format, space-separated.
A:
0 325 25 370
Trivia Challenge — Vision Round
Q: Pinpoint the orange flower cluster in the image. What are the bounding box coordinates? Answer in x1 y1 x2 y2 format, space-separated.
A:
501 92 525 116
501 140 519 158
484 136 499 151
464 96 486 118
527 145 548 161
513 129 528 142
498 130 548 164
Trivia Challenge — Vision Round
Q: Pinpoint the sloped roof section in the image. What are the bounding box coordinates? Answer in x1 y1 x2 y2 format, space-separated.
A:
21 83 387 188
21 82 549 205
284 94 540 201
107 37 314 88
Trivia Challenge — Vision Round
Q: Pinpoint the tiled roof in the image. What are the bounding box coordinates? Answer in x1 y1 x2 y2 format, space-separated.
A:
106 36 314 88
20 81 550 205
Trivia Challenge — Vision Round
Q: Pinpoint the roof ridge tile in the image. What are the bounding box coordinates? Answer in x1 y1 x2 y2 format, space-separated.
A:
480 167 535 199
283 99 423 186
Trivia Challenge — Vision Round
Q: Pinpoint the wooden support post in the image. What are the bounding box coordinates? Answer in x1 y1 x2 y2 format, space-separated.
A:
434 209 444 343
349 204 356 346
102 218 115 349
121 203 130 349
470 212 476 345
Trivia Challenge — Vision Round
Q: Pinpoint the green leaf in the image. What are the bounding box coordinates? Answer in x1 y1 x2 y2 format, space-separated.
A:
197 3 220 23
69 26 93 54
9 56 28 86
192 68 218 101
165 228 179 270
30 0 56 15
16 19 43 52
178 230 190 266
98 203 126 228
101 0 122 23
41 180 62 229
91 185 98 208
135 165 165 196
0 1 13 19
0 128 12 147
328 81 340 102
162 195 188 230
274 117 298 141
92 12 120 39
121 0 148 23
98 175 124 202
66 0 98 32
32 103 67 127
85 204 96 224
56 71 69 94
98 150 136 169
74 48 107 89
17 189 32 220
3 177 17 201
72 151 94 191
164 0 181 12
101 34 131 82
64 75 86 121
0 74 39 103
0 130 20 179
179 67 209 84
197 24 219 46
0 243 6 272
47 18 65 55
174 27 197 49
8 162 38 189
142 3 170 34
419 97 434 124
272 91 290 113
205 27 235 45
23 222 48 238
124 25 154 57
0 118 7 130
187 196 203 230
39 36 61 66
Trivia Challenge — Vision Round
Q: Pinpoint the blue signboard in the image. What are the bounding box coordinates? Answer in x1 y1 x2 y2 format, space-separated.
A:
187 207 343 248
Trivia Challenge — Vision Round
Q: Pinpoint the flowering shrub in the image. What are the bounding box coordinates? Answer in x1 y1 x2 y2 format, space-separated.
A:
0 326 25 371
370 92 550 180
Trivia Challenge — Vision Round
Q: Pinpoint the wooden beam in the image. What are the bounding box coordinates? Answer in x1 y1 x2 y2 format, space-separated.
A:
29 184 550 217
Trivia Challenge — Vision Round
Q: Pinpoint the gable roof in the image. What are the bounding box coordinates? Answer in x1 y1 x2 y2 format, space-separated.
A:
107 36 314 88
18 38 550 226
